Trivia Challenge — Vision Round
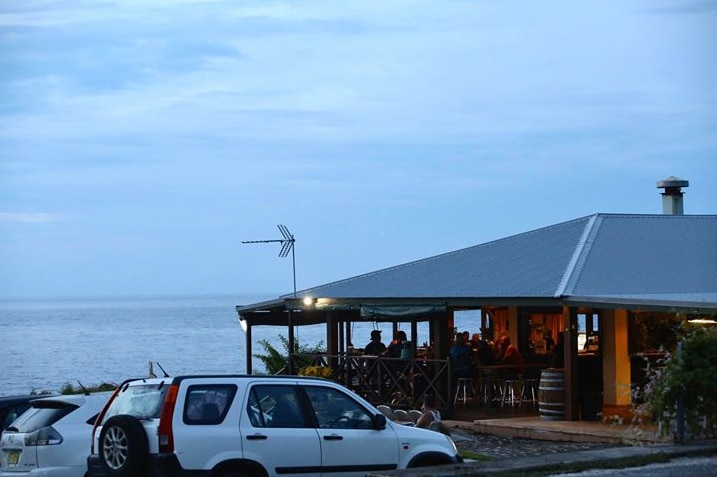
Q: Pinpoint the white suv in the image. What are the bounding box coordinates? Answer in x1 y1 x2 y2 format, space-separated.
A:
86 375 461 477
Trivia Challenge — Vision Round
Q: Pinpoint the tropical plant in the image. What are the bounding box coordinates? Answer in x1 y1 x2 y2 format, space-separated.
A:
639 325 717 438
253 334 326 375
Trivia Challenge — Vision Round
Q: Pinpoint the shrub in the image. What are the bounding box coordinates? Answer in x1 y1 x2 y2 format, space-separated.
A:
59 382 117 395
641 325 717 438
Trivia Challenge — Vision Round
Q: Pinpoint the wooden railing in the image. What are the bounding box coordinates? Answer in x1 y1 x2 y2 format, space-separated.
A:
291 353 453 411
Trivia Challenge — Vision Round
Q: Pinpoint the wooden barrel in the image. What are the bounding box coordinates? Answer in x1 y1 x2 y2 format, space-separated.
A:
538 369 565 421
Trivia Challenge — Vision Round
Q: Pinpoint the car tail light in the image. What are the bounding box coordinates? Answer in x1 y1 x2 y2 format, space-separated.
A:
25 426 63 446
90 384 123 454
158 383 179 453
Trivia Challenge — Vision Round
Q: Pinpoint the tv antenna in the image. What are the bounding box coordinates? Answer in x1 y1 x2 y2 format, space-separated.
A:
242 224 296 296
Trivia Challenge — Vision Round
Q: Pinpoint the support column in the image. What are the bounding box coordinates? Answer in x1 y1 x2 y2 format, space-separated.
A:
245 324 253 374
602 309 631 407
287 310 295 375
327 312 338 357
563 306 579 420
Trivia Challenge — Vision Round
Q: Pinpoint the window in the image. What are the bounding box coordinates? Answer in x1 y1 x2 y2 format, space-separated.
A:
304 386 373 430
102 383 169 423
184 384 236 425
247 385 306 428
6 405 76 432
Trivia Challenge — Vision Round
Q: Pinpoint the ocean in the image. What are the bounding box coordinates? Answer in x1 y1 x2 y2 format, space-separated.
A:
0 294 436 397
0 294 297 396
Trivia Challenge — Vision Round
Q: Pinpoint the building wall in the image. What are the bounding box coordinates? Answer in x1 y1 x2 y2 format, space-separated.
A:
602 308 632 407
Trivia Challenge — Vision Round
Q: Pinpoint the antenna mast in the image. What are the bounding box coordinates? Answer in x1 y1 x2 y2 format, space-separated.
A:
242 224 298 374
242 224 296 296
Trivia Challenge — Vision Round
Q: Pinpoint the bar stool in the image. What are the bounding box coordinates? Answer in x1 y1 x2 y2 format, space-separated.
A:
500 376 522 408
521 376 538 409
454 378 474 406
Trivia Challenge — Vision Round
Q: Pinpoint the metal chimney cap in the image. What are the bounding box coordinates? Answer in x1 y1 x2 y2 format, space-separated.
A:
657 176 689 189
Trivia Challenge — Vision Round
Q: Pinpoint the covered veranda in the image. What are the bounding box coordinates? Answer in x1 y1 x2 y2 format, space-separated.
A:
236 296 661 420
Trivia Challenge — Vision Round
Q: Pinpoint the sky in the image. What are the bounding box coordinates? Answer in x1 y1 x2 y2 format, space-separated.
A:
1 0 716 299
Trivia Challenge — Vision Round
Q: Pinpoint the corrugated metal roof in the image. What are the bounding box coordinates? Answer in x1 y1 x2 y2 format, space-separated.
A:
288 214 717 310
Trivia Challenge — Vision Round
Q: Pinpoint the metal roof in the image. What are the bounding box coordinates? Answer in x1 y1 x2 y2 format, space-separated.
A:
238 214 717 317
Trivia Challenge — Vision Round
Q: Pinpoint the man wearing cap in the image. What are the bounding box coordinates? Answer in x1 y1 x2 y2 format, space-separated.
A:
364 330 386 355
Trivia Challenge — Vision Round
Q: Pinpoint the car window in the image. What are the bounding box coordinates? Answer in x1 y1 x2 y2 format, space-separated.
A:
1 403 32 430
102 382 169 422
183 384 236 425
246 385 307 428
86 413 101 425
304 386 373 430
5 404 76 433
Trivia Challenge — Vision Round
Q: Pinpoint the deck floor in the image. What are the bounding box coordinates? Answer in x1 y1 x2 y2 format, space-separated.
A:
446 399 664 445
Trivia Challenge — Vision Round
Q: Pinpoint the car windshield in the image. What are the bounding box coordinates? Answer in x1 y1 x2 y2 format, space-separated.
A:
102 382 169 421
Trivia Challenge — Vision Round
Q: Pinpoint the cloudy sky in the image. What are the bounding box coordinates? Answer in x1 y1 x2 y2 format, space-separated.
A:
1 0 715 299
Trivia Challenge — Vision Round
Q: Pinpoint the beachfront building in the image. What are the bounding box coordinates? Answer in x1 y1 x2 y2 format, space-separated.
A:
236 178 717 420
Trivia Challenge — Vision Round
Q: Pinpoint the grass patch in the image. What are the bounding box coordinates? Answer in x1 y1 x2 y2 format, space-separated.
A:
458 449 493 461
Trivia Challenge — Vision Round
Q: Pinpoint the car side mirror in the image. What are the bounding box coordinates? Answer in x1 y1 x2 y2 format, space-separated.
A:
372 413 386 430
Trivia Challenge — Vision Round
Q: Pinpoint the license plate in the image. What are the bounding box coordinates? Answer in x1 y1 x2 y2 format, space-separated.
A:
7 450 20 465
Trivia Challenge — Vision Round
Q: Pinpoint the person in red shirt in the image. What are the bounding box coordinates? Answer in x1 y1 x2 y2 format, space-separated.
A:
497 333 525 374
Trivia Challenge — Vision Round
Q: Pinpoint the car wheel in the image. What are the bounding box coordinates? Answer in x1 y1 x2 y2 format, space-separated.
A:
99 414 149 477
407 452 453 468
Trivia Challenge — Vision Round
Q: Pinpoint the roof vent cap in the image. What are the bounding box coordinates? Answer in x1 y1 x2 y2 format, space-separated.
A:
656 176 689 215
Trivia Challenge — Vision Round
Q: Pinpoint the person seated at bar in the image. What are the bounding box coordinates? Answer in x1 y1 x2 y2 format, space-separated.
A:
496 332 525 374
473 335 496 366
470 332 481 351
383 330 409 358
364 329 386 355
449 334 475 379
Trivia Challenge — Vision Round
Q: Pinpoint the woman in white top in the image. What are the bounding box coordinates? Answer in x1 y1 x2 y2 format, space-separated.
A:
415 394 441 428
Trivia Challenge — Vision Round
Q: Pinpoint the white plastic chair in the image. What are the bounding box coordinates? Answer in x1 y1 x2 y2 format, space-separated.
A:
377 404 395 420
408 409 423 424
392 409 413 424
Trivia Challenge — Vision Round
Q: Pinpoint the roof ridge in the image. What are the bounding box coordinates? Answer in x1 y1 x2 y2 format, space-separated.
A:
555 214 602 297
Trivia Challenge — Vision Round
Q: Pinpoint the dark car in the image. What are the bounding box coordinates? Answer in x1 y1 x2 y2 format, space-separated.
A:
0 395 40 432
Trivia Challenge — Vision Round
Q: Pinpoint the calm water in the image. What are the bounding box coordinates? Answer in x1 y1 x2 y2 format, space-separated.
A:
0 294 433 396
1 294 288 396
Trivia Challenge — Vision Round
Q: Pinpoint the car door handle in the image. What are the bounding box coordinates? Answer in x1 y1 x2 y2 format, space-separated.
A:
323 435 343 441
246 434 268 440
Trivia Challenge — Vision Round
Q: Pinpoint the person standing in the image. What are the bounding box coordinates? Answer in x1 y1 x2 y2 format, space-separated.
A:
551 332 565 368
